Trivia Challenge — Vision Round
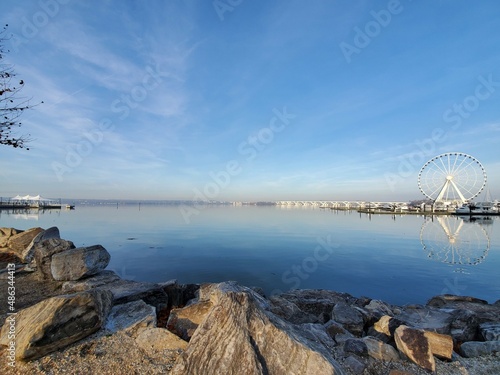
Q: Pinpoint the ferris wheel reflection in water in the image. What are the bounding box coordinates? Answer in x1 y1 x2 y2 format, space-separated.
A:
420 215 491 273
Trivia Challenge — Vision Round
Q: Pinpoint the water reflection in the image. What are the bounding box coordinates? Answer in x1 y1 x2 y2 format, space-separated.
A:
0 208 64 221
420 216 491 268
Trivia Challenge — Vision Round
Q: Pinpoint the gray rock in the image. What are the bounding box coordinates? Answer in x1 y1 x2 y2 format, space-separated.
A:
269 295 319 324
427 295 499 324
63 275 168 307
332 302 365 336
364 299 394 320
324 319 349 339
34 238 76 279
450 309 479 343
335 332 356 345
273 289 351 321
362 336 400 361
62 270 122 292
0 290 112 361
50 245 110 281
297 323 336 350
344 338 368 356
479 322 500 341
461 341 500 358
395 305 453 334
343 355 366 373
427 294 488 307
105 299 156 337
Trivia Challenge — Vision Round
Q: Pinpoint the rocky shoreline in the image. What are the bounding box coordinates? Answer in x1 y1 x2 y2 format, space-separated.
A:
0 227 499 374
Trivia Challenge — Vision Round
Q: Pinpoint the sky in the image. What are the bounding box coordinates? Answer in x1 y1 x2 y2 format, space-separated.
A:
1 0 499 202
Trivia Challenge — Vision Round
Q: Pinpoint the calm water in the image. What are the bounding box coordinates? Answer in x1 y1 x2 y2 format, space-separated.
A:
1 205 499 305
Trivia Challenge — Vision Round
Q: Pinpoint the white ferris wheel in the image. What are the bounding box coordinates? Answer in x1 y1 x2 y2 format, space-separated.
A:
418 153 487 204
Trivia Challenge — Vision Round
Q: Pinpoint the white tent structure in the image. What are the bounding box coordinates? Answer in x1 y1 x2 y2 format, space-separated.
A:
11 195 61 208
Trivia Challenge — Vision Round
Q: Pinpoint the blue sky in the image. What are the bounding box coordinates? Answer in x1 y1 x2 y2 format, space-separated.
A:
1 0 499 201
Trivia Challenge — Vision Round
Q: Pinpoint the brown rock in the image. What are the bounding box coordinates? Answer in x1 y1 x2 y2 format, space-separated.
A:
424 330 453 360
167 300 213 341
394 325 435 372
0 290 113 360
373 315 405 337
7 227 43 260
0 227 20 247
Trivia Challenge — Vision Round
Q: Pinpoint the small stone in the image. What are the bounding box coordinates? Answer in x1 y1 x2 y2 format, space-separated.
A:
460 341 500 358
362 336 400 361
479 322 500 341
105 300 156 337
344 338 368 356
343 355 366 373
324 319 348 338
364 299 393 319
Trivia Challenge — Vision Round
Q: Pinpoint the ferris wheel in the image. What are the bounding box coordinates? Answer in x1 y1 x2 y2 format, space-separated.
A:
418 153 487 204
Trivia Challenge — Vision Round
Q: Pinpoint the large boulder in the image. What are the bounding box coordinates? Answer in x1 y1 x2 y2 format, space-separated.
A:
34 238 76 279
171 282 345 375
50 245 110 281
0 290 113 361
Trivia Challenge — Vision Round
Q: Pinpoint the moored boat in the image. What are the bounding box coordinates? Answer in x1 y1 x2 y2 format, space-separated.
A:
455 201 499 215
